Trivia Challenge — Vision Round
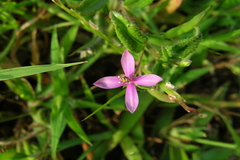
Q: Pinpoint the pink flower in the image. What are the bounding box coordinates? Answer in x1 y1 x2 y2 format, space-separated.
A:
93 50 163 113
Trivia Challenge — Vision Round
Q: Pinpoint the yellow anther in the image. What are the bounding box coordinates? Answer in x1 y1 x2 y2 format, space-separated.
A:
119 76 130 83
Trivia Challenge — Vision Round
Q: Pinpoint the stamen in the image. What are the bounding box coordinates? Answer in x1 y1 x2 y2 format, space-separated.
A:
118 76 130 84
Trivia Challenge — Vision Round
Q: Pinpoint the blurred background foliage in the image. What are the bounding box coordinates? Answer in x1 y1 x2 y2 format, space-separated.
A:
0 0 240 159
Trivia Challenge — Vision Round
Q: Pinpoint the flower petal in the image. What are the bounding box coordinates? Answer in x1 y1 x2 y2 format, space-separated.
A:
93 76 124 89
133 74 163 86
125 83 139 113
121 50 135 77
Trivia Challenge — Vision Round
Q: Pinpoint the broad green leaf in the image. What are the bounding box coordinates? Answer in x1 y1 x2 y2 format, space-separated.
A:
120 136 142 160
0 62 86 81
5 78 35 101
77 0 108 16
0 149 33 160
64 104 91 145
130 122 144 146
65 0 84 6
152 107 175 136
124 0 153 8
110 11 148 53
164 6 211 38
199 147 235 160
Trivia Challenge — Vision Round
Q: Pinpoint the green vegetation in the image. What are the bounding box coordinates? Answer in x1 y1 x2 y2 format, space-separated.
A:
0 0 240 159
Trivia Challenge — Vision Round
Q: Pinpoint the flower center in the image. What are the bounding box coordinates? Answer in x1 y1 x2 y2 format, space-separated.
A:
118 76 131 84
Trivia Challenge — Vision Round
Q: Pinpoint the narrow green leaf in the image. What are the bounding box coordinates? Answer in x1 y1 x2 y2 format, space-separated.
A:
124 0 153 8
218 112 240 155
169 146 190 160
61 24 79 58
211 29 240 41
146 33 172 46
0 29 17 63
50 96 67 159
82 89 126 121
51 28 69 96
57 131 113 152
200 40 240 53
51 28 64 64
0 62 86 81
148 89 174 103
164 6 211 38
139 148 154 160
174 68 210 88
169 141 200 152
77 141 101 160
64 103 91 145
50 28 68 159
80 76 115 130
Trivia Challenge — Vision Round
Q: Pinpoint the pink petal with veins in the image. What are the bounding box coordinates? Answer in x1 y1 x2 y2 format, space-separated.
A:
125 83 139 113
133 74 162 86
93 76 124 89
121 50 135 78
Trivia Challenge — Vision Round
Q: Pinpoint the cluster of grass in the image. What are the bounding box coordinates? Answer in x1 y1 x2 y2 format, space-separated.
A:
0 0 240 159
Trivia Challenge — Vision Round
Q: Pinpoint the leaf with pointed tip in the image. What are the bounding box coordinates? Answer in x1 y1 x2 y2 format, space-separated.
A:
124 0 153 8
164 6 211 38
0 62 86 81
109 11 148 53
